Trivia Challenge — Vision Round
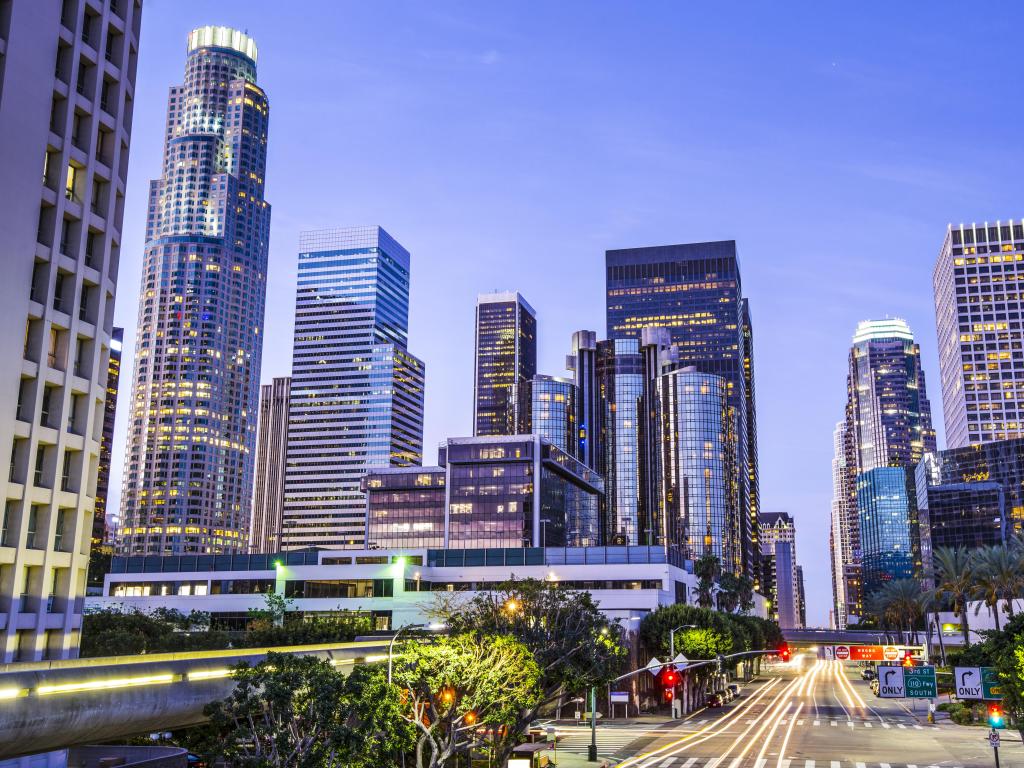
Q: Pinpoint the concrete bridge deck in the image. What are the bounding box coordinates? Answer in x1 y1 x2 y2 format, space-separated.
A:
0 639 388 759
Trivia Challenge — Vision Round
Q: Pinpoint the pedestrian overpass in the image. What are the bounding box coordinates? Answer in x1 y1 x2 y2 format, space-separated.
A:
0 639 389 759
781 628 892 645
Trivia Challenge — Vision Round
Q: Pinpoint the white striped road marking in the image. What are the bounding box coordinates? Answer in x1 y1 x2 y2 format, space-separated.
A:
846 721 855 728
897 724 907 729
914 725 924 730
880 763 891 768
803 761 814 768
856 763 867 768
727 758 743 768
882 723 891 729
907 764 917 768
753 760 767 768
780 720 788 725
813 720 820 726
797 720 804 725
780 760 792 768
830 762 841 768
864 722 873 728
679 760 698 768
830 721 838 727
656 759 676 767
704 759 722 768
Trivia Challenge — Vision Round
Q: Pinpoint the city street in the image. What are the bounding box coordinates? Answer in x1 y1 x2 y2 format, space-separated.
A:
548 656 1022 768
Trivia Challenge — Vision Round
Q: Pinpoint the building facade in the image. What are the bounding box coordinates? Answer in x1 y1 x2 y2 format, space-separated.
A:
118 26 270 557
654 368 739 567
605 241 758 579
0 0 141 661
834 319 936 622
915 437 1024 579
856 467 916 595
758 512 801 629
249 377 289 553
515 375 577 456
363 466 446 550
282 227 424 550
934 221 1024 448
473 292 536 436
829 420 857 629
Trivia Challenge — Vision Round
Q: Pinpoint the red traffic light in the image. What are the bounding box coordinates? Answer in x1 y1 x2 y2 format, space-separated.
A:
662 687 674 703
989 704 1005 728
778 644 791 662
661 667 680 687
902 655 916 668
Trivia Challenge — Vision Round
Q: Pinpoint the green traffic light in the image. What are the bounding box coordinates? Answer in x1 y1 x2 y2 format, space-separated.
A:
988 706 1005 728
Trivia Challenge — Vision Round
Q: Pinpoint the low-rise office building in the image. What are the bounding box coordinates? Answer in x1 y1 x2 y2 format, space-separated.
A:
88 545 761 630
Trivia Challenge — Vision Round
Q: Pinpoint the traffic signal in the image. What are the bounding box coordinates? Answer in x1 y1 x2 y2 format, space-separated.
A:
661 667 680 687
988 704 1005 728
662 687 674 703
902 655 916 668
778 644 791 662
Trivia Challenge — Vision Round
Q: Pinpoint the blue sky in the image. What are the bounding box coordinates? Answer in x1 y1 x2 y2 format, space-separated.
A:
110 1 1024 625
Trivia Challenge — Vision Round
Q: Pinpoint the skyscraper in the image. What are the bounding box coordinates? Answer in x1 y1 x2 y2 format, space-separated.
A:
0 0 142 661
605 240 758 578
473 292 536 436
282 227 425 550
934 221 1024 448
759 512 801 629
249 377 290 553
837 319 936 617
830 420 856 629
94 327 123 548
118 26 270 557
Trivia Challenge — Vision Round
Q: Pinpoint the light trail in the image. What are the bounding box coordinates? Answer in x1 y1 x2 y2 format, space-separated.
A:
616 677 783 768
775 700 805 768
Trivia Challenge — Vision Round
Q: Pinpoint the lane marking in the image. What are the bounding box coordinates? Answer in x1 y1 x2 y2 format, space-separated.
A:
680 759 698 768
797 720 804 725
775 701 804 768
803 761 814 768
897 724 906 729
864 722 872 728
830 721 837 727
813 720 820 726
856 763 866 768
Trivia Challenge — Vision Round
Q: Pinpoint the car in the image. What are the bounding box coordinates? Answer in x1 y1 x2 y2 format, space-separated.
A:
860 668 876 681
707 693 724 707
727 683 741 698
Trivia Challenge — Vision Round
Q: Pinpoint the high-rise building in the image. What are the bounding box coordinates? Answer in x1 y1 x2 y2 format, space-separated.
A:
606 240 758 578
94 327 123 548
915 437 1024 580
515 375 577 455
837 319 936 617
654 367 739 567
118 26 270 557
249 377 290 553
759 512 801 629
567 330 599 468
934 221 1024 448
473 292 536 436
796 565 806 628
283 227 425 550
830 421 857 629
0 0 142 661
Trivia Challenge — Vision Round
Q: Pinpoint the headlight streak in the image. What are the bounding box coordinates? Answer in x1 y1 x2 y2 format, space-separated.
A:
617 677 783 768
729 675 805 766
775 700 805 768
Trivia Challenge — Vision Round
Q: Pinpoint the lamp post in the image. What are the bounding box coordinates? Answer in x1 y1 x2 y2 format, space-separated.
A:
540 518 551 548
669 624 697 659
388 623 427 685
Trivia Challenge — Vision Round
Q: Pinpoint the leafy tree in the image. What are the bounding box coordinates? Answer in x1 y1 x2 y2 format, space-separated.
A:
203 653 415 768
435 578 626 764
931 547 976 646
692 554 721 609
80 608 227 657
392 633 540 768
973 544 1023 627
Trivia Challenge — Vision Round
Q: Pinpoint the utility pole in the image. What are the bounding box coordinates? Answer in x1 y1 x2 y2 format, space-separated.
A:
588 685 597 762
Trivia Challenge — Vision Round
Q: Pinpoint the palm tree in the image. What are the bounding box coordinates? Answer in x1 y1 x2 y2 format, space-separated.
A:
931 547 976 646
867 580 924 644
692 554 721 609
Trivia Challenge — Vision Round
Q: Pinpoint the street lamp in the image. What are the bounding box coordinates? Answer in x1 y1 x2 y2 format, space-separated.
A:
669 624 697 659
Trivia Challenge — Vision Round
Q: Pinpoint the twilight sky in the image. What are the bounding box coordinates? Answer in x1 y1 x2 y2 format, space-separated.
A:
109 0 1024 626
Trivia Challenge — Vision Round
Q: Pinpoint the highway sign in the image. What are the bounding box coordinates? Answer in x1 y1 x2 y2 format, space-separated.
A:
904 666 937 698
878 665 906 698
835 645 850 660
957 666 1003 700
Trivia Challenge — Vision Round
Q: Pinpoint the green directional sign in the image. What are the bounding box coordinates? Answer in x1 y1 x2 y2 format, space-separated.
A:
982 667 1003 700
904 666 937 699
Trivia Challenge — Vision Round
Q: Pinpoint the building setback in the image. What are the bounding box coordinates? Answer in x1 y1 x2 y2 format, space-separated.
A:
934 221 1024 448
118 26 270 557
249 377 290 553
283 227 425 550
473 292 536 437
916 437 1024 580
0 0 142 661
605 241 759 580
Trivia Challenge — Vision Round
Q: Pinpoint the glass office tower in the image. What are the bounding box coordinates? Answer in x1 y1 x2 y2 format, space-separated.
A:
654 368 738 567
857 467 915 595
605 240 757 579
283 227 425 549
915 437 1024 579
363 466 446 550
836 319 936 618
934 221 1024 448
473 292 537 436
119 27 269 556
515 375 577 456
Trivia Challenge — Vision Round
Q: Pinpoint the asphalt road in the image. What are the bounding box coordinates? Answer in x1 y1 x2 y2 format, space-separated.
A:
551 655 1022 768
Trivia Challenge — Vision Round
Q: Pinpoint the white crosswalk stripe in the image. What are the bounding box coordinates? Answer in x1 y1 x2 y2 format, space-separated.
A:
780 760 792 768
813 720 820 726
897 724 907 729
804 762 814 768
679 759 698 768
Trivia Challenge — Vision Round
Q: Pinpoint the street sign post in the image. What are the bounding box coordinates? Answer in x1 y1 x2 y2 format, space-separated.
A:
904 666 937 698
956 667 1004 700
878 665 906 698
989 728 1001 768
